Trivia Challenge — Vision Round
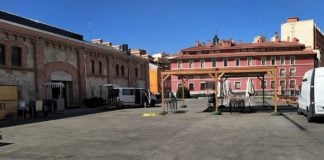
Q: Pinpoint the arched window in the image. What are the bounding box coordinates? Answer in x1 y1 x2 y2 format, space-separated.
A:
11 46 22 66
121 65 125 76
0 44 5 65
98 61 102 74
135 68 138 78
91 60 95 73
116 64 119 76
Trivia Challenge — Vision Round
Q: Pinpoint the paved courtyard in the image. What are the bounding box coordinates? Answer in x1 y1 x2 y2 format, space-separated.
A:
1 98 324 160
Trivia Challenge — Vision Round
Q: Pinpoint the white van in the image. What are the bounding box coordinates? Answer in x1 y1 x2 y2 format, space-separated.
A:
298 67 324 122
101 84 157 108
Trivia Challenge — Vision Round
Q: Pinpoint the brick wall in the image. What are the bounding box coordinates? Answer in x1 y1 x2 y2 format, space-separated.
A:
0 21 149 106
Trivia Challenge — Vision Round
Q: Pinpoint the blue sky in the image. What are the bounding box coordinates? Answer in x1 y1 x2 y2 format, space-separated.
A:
0 0 323 54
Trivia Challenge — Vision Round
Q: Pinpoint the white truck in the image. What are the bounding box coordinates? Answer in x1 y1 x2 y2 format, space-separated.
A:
298 67 324 122
101 84 158 108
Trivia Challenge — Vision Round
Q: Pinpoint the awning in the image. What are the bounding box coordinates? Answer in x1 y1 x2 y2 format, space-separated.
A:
43 82 65 88
101 84 120 88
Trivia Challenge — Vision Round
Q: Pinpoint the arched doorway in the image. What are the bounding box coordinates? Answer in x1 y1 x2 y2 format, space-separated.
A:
50 71 73 108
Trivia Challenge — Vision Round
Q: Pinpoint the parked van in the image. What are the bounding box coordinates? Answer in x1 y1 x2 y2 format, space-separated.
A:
298 67 324 122
101 84 157 108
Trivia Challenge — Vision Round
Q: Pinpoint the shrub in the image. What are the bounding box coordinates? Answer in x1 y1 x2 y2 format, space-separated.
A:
176 86 190 98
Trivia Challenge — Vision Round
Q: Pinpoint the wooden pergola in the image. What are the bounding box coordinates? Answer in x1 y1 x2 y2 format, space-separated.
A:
160 66 278 113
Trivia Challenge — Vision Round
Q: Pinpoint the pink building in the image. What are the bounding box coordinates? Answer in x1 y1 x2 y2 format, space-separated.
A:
169 35 316 97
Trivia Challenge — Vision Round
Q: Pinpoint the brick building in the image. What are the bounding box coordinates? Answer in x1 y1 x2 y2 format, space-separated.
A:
169 34 316 97
0 11 148 107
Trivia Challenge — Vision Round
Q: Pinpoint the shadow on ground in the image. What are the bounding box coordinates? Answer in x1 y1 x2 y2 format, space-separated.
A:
203 105 297 113
0 105 141 128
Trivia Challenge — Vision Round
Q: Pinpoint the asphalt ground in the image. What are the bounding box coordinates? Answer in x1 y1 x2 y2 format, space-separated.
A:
1 98 324 160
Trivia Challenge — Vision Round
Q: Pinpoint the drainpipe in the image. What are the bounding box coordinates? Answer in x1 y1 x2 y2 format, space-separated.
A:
33 38 38 100
83 42 88 98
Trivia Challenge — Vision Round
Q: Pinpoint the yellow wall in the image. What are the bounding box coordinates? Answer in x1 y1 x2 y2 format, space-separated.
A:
149 68 158 94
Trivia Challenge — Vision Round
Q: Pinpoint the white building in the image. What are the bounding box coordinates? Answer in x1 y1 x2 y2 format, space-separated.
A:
281 17 324 66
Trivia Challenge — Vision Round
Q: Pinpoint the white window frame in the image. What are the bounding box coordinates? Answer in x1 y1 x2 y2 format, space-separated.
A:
280 56 285 65
189 83 195 91
280 80 286 89
177 60 182 69
211 59 216 68
223 58 228 67
177 83 183 89
200 82 206 90
271 56 276 65
270 80 275 89
261 57 266 66
189 60 194 69
290 56 296 65
261 80 267 89
234 81 241 89
289 79 296 89
200 59 205 68
289 67 296 76
247 57 252 66
235 58 240 67
279 68 286 77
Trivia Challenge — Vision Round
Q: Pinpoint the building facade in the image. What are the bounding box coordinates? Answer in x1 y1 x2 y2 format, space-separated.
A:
281 17 324 66
0 11 149 107
169 35 316 97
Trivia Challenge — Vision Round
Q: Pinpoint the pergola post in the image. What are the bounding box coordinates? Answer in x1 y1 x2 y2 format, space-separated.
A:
160 67 277 115
215 72 224 113
182 80 184 106
181 77 188 107
215 73 218 112
267 70 278 113
262 74 265 106
161 74 165 112
274 70 278 112
161 74 170 113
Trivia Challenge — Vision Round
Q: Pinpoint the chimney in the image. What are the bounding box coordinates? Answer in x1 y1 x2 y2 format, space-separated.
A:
293 37 299 43
195 41 200 47
221 40 232 47
207 40 212 47
253 36 265 43
275 36 279 42
91 39 103 44
230 39 235 44
271 32 280 42
257 38 264 44
287 17 299 23
275 32 279 42
102 42 112 47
